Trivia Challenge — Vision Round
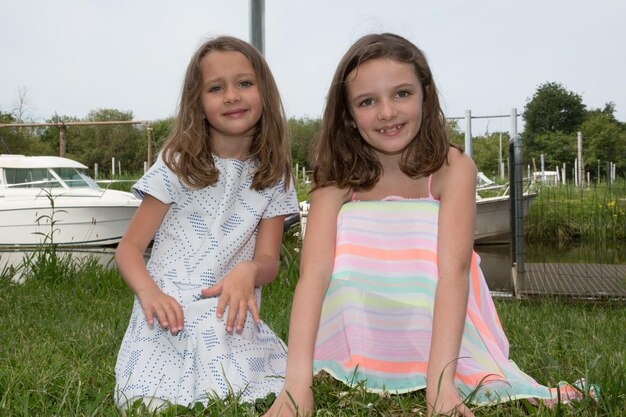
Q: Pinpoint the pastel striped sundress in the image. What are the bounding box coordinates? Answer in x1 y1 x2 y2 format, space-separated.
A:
312 194 571 405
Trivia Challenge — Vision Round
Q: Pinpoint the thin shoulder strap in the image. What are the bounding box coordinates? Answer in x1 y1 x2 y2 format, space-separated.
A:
427 174 434 199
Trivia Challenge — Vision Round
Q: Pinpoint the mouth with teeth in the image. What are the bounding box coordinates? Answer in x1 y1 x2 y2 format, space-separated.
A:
378 123 404 134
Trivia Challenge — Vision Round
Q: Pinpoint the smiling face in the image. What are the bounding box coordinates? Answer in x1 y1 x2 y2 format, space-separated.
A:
199 50 262 152
346 58 424 158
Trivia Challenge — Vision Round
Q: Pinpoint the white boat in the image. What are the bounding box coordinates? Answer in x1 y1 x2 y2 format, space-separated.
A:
474 172 537 243
475 192 536 243
294 174 537 243
0 154 141 247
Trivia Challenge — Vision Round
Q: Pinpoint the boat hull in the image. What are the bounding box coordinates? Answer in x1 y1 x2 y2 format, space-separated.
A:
0 154 140 247
475 193 536 243
295 193 537 243
0 201 138 247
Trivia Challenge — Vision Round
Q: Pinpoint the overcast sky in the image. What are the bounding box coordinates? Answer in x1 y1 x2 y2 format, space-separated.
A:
2 0 625 136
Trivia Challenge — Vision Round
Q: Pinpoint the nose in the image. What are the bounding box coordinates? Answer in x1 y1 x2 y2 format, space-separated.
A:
223 85 240 104
377 99 397 121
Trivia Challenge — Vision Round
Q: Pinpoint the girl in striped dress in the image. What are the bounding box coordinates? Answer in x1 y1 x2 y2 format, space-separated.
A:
264 33 581 417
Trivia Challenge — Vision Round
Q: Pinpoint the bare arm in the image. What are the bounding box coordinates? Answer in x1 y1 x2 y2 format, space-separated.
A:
263 185 349 417
250 215 287 286
115 194 184 334
427 148 477 417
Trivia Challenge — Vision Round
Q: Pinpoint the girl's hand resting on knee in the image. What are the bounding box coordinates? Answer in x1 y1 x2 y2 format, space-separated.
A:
137 287 184 335
201 261 260 333
262 386 313 417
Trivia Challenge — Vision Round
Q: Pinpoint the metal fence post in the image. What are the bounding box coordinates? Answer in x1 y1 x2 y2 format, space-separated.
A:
464 110 472 158
509 134 526 297
250 0 265 54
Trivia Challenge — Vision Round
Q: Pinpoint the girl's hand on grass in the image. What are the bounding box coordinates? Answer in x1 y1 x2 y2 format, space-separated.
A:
427 384 475 417
262 386 313 417
137 287 184 335
200 262 260 333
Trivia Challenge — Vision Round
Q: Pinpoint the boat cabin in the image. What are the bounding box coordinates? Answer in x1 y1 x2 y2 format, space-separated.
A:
0 154 100 194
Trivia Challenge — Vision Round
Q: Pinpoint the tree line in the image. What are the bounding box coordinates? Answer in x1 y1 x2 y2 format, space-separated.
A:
522 82 625 180
1 81 624 180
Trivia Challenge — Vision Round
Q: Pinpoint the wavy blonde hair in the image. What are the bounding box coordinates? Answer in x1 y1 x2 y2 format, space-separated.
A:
312 33 456 190
161 36 292 190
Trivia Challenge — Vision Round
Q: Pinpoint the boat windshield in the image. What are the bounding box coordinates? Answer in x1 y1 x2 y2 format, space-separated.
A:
54 167 100 189
3 167 100 189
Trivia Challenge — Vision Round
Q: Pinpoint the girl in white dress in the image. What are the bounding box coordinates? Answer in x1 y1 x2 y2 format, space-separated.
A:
114 36 299 411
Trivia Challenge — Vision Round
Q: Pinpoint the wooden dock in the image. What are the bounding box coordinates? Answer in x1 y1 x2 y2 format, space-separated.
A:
513 262 626 300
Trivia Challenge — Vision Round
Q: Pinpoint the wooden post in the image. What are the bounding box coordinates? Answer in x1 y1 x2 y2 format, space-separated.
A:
59 125 67 157
147 125 153 167
577 131 583 187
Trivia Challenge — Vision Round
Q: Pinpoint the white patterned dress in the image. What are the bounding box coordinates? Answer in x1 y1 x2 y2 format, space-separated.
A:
114 154 299 408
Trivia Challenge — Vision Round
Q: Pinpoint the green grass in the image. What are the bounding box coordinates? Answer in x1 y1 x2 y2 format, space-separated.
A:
0 234 624 416
525 180 626 242
97 172 138 193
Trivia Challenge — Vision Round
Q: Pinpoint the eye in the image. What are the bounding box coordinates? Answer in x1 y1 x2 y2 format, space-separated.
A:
208 85 223 93
359 98 375 107
396 90 411 98
239 80 254 88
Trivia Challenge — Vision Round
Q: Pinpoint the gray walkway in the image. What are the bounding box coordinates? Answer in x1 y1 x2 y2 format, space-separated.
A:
513 262 626 300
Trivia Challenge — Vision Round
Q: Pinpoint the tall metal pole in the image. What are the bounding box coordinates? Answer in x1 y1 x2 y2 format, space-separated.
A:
250 0 265 54
509 108 517 138
577 131 583 187
498 131 503 179
464 110 472 158
509 134 526 298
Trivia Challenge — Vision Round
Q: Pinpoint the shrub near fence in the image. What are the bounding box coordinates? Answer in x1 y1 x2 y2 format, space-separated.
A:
525 179 626 242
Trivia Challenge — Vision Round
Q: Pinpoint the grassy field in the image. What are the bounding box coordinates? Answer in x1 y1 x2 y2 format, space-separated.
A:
0 233 624 416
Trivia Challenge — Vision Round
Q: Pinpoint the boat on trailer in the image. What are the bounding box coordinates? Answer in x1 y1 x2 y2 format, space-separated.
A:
0 154 141 247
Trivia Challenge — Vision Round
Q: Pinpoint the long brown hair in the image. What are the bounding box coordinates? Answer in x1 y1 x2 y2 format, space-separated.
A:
312 33 454 190
161 36 292 190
